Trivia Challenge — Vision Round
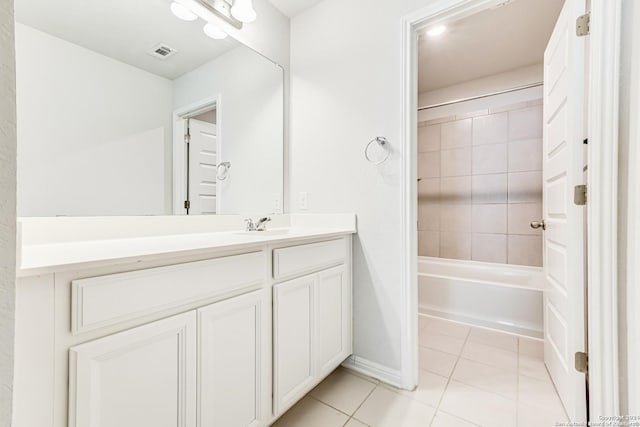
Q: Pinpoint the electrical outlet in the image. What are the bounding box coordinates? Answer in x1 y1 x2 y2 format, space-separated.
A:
298 192 308 210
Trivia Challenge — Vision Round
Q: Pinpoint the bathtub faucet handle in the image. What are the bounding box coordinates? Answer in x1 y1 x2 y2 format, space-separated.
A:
530 220 546 230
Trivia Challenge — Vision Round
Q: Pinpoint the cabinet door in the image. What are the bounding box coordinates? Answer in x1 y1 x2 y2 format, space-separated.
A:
315 266 351 377
68 312 196 427
273 275 316 415
198 289 269 427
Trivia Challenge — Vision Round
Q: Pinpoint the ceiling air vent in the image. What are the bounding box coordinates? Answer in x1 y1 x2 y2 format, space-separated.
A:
147 44 177 60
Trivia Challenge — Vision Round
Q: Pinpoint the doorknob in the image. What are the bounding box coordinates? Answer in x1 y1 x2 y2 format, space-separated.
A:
530 220 546 230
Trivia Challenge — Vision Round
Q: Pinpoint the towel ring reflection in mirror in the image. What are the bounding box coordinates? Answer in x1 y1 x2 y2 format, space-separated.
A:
364 137 391 165
217 161 231 180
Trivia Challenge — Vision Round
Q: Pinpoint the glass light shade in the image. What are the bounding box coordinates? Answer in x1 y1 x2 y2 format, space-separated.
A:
231 0 257 23
203 22 228 39
170 2 198 21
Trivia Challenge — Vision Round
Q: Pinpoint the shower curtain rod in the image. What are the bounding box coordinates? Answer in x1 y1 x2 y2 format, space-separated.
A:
417 82 544 111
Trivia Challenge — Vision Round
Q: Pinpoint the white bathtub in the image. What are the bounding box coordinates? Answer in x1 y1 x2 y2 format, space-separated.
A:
418 256 544 338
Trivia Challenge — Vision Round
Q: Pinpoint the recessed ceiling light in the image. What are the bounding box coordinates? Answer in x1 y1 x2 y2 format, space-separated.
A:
427 25 447 37
170 1 198 21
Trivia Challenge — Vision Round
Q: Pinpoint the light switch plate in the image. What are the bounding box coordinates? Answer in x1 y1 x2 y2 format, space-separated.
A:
273 194 282 213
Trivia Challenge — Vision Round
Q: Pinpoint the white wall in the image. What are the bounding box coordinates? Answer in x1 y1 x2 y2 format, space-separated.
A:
290 0 449 378
418 63 543 108
173 46 284 215
618 0 640 415
0 0 17 424
15 24 172 217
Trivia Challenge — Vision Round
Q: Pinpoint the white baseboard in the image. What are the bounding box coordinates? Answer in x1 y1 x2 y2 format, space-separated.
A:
341 355 404 389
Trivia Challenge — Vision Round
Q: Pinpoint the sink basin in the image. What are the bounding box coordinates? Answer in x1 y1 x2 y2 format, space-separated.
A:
233 229 291 237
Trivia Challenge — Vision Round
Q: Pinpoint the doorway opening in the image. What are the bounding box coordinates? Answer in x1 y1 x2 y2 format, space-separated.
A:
172 96 224 215
399 0 621 423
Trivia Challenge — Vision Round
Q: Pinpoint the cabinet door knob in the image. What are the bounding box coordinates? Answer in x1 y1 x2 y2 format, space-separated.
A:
530 220 546 230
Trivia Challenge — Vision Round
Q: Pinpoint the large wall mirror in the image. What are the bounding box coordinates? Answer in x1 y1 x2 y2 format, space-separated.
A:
14 0 284 217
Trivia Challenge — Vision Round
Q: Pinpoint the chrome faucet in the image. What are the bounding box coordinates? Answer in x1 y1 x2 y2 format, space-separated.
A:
244 217 271 232
254 217 271 231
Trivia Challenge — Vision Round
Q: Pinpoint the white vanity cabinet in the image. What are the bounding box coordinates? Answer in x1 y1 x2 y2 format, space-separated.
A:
273 275 316 414
315 266 351 378
272 240 352 416
13 230 353 427
67 289 270 427
68 312 198 427
197 289 270 427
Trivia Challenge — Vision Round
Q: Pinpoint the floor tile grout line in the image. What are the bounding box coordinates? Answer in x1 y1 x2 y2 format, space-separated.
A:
419 341 519 356
422 317 559 426
343 382 377 426
426 341 525 403
306 394 356 419
436 409 483 427
417 366 450 381
424 324 518 427
420 331 520 355
419 312 543 342
339 366 381 387
423 345 521 378
426 326 471 427
307 367 379 422
434 368 518 402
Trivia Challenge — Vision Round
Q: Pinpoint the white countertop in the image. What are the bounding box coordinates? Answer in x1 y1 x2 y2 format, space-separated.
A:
17 214 357 276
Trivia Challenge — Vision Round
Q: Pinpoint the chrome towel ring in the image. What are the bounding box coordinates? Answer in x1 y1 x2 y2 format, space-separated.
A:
216 161 231 180
364 137 390 165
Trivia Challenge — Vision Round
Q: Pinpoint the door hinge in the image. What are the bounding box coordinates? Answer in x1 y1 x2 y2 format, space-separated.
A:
575 351 588 374
184 133 191 144
574 185 587 206
184 200 191 210
576 13 590 36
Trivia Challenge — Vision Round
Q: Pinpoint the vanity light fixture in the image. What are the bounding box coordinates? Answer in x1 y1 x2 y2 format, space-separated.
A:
171 0 250 30
427 25 447 37
170 1 198 21
204 22 228 39
231 0 257 23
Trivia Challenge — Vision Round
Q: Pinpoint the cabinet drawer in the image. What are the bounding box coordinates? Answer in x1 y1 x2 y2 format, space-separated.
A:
273 239 346 280
71 252 264 334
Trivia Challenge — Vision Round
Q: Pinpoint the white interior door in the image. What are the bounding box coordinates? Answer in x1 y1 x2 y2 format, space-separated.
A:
188 118 218 215
542 0 587 421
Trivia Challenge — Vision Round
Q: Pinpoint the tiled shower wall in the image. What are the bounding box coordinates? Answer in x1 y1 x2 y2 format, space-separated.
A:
417 100 543 267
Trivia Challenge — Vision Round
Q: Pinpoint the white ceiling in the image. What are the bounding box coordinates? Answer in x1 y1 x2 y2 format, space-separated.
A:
418 0 564 92
267 0 324 17
15 0 240 80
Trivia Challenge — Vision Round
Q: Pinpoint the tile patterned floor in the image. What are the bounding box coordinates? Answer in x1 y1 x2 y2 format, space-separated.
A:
272 315 569 427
